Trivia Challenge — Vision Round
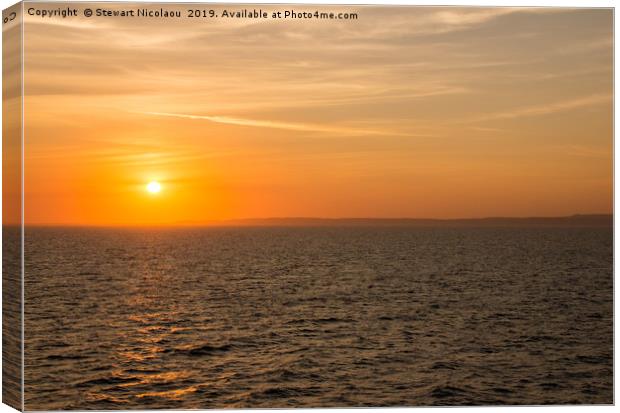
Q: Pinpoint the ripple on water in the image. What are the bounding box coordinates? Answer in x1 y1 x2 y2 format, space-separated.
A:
24 227 613 408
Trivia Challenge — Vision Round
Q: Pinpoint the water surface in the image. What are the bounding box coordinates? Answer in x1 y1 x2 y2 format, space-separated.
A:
24 226 613 409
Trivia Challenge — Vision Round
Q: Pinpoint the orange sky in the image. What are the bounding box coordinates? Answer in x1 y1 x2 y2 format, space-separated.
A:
16 4 613 225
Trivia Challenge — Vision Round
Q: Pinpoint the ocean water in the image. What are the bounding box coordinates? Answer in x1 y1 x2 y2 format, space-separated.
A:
24 226 612 409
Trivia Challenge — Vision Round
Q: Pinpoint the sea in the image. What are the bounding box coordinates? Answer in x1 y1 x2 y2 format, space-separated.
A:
23 226 613 409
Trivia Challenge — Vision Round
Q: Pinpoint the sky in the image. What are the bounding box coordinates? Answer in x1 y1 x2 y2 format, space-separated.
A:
17 4 613 225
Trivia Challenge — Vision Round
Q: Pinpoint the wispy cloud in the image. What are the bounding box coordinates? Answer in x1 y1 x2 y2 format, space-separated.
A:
469 126 506 133
560 144 611 158
141 111 419 137
348 7 544 40
432 8 518 26
467 93 611 123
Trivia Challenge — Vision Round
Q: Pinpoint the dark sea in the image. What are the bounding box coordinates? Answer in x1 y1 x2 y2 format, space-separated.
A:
24 226 613 409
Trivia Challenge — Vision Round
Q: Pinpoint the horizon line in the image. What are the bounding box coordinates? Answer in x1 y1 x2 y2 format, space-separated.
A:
7 213 613 228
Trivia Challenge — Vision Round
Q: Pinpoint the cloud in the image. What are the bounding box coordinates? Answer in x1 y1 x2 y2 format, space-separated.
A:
351 7 556 40
432 8 518 26
141 111 418 137
561 144 611 158
467 93 611 123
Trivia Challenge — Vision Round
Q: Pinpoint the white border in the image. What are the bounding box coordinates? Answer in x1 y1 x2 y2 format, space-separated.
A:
0 1 616 413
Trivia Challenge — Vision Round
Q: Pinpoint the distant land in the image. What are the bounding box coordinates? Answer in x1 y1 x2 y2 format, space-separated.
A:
22 214 613 228
213 214 613 228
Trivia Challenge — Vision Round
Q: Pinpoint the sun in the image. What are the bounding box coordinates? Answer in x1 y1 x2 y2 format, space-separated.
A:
146 181 162 194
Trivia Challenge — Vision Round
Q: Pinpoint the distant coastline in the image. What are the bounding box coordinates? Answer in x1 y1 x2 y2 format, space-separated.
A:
217 214 613 228
19 214 613 228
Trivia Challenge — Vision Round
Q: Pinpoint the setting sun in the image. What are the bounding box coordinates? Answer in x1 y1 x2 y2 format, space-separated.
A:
146 181 162 194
